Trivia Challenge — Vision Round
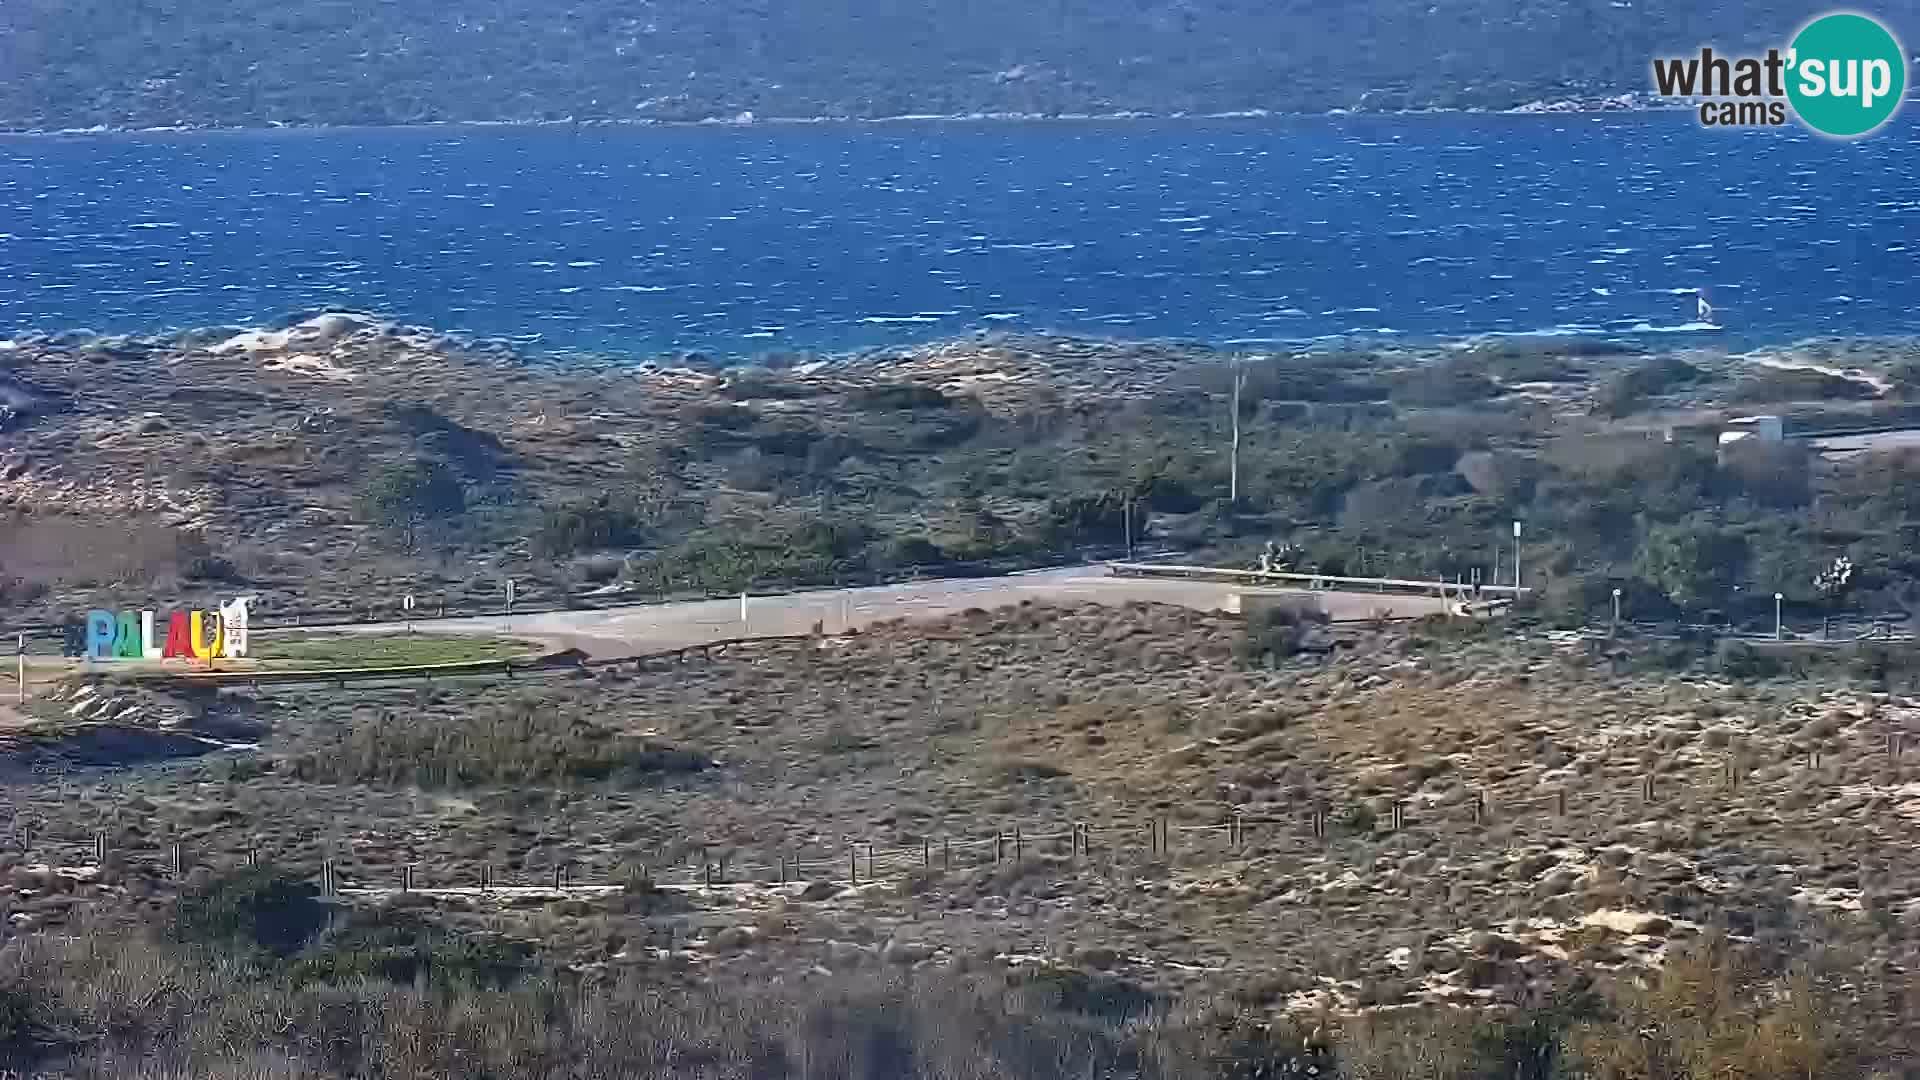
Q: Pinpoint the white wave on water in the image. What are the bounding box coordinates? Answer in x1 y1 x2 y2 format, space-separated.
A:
1480 323 1608 338
858 314 944 324
606 285 669 293
980 312 1021 321
1625 320 1721 333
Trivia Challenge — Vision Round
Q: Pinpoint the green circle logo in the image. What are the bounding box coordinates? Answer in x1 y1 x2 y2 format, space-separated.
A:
1787 12 1907 137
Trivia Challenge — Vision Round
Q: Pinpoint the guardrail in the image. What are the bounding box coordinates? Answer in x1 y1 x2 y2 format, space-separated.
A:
1107 562 1535 596
85 634 824 692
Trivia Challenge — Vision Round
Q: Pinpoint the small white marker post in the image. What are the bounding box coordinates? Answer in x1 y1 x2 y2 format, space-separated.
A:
403 594 416 634
16 633 25 705
1612 588 1623 636
741 591 750 634
1775 592 1785 641
505 579 516 631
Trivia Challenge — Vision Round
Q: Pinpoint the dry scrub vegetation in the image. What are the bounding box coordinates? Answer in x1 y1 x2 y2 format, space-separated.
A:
4 601 1920 1075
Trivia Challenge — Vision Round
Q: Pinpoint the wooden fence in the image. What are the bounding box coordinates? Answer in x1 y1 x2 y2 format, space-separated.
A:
7 741 1888 902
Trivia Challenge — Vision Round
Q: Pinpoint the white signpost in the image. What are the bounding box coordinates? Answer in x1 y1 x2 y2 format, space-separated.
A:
403 594 416 634
505 580 516 630
1512 521 1523 593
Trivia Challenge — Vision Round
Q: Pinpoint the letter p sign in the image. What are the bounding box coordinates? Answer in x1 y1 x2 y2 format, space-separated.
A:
85 610 117 661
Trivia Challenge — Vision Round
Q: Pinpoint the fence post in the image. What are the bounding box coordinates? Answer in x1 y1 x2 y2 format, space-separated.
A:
480 863 491 891
994 833 1003 864
1556 790 1567 817
321 858 335 899
402 864 413 893
849 845 858 884
170 842 183 878
778 855 788 886
923 838 930 867
555 863 566 891
943 837 952 871
1642 773 1655 803
93 831 106 865
1472 791 1485 826
866 844 875 880
702 860 711 889
1014 828 1022 864
17 821 29 854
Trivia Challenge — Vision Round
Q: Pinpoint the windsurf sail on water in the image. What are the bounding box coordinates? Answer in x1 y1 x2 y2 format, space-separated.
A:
1696 293 1716 325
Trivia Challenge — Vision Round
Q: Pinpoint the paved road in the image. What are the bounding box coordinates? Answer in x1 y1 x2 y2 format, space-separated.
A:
309 565 1451 658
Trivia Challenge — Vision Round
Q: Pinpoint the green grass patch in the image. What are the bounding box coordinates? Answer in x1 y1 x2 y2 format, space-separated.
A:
252 632 536 669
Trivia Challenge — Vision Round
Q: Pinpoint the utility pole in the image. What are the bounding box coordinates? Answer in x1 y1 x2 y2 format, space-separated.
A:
1612 588 1622 636
1775 592 1784 640
1123 498 1134 560
1229 358 1247 505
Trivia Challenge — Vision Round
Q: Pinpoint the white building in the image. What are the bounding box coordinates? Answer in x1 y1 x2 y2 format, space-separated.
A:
1718 414 1784 448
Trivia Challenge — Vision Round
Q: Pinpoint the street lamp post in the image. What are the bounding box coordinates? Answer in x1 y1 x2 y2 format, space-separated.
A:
1612 588 1622 636
1775 593 1784 640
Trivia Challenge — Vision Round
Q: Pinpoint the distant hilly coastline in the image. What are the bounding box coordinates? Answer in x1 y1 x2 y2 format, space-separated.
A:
0 0 1876 132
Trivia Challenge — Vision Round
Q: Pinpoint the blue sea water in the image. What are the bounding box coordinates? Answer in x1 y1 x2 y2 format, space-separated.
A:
0 114 1915 357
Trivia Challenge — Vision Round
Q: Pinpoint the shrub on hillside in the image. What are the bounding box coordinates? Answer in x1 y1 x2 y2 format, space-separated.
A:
1234 603 1328 667
169 866 329 956
288 702 710 789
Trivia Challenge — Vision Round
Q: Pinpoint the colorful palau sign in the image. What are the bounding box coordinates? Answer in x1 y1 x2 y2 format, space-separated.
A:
66 596 254 662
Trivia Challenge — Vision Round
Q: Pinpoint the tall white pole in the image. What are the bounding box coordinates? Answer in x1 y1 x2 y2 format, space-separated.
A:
15 634 24 705
1512 521 1523 594
741 591 750 632
1229 361 1244 505
1775 593 1784 640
